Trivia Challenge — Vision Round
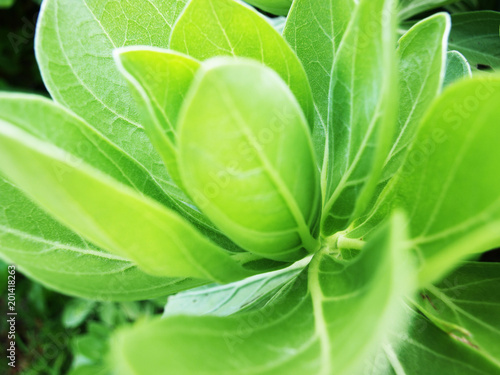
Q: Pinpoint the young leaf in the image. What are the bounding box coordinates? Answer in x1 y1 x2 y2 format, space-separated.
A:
111 212 415 375
0 120 261 282
178 58 321 261
351 76 500 286
444 50 472 87
35 0 188 193
382 13 451 182
0 177 204 301
244 0 292 15
316 0 398 235
448 11 500 71
398 0 462 20
283 0 356 164
114 47 200 189
169 0 314 124
368 306 500 375
416 262 500 365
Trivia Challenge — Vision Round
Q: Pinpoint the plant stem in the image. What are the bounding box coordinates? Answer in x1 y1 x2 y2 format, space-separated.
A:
336 236 366 251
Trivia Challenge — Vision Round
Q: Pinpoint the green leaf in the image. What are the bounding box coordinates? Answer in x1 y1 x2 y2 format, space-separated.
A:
111 211 415 375
169 0 314 125
0 94 173 206
283 0 356 164
416 262 500 365
34 0 236 250
382 13 450 182
351 76 500 286
369 306 500 375
0 117 260 282
444 50 472 87
35 0 188 195
163 261 304 317
178 58 321 261
449 11 500 71
114 47 200 189
398 0 462 20
244 0 292 15
0 176 204 301
0 95 205 300
308 0 398 235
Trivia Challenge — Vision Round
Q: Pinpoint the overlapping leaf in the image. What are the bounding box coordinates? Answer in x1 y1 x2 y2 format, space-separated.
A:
0 176 203 301
114 47 200 189
178 58 321 261
382 13 450 182
349 76 500 286
294 0 397 235
111 212 415 375
35 0 237 249
0 94 207 299
283 0 356 164
169 0 314 124
0 98 267 282
35 0 187 189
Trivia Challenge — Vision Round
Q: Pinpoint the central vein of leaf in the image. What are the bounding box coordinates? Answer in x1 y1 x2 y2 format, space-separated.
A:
308 250 332 375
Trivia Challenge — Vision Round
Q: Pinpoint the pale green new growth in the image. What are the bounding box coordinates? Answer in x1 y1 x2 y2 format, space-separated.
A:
178 58 320 261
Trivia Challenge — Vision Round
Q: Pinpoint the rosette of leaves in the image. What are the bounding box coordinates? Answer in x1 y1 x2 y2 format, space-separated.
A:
1 0 500 373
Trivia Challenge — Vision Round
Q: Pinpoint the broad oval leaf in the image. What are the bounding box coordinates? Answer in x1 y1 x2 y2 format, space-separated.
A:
0 119 262 282
169 0 314 125
114 47 201 189
244 0 292 15
111 212 415 375
0 177 204 301
178 58 321 261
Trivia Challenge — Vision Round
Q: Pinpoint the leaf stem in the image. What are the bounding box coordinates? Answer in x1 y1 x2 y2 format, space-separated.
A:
336 237 366 250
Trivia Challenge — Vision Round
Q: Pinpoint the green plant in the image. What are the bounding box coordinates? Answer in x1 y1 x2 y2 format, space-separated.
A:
0 0 500 373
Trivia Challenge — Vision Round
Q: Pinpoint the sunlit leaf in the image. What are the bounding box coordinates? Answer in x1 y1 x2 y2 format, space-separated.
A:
178 58 321 261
